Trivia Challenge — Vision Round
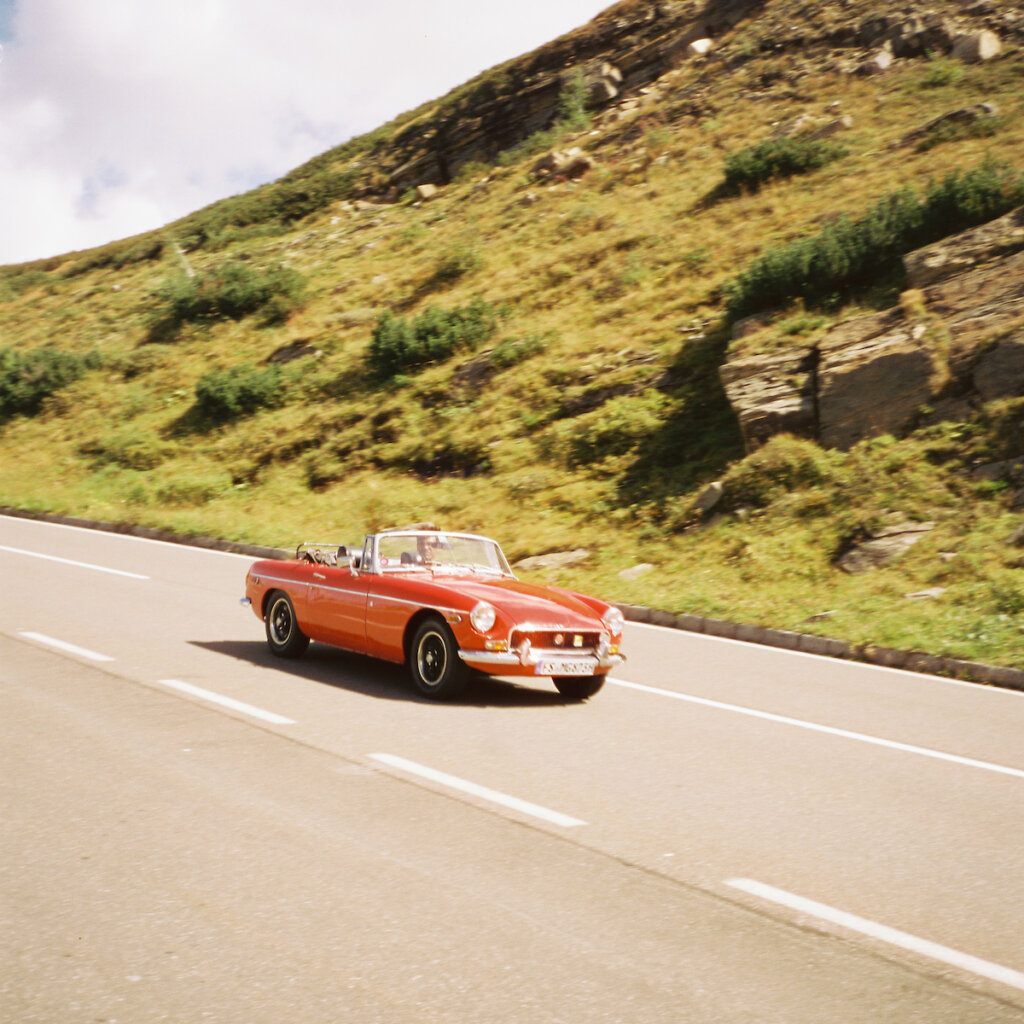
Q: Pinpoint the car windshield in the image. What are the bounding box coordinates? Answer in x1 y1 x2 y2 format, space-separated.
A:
375 532 513 576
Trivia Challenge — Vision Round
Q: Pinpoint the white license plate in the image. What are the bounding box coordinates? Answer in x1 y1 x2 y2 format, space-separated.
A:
537 658 598 676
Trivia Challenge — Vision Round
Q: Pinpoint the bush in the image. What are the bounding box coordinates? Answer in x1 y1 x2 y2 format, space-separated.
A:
0 347 102 421
720 135 847 194
557 68 590 134
725 160 1024 320
0 269 52 302
194 364 282 421
151 260 305 336
368 299 499 379
489 333 551 369
541 392 668 468
719 435 848 511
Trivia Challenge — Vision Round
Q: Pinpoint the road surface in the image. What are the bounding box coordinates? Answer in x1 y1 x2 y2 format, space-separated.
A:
2 513 1023 1022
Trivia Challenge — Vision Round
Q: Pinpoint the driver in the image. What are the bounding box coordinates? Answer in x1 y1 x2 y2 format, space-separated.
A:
416 532 441 563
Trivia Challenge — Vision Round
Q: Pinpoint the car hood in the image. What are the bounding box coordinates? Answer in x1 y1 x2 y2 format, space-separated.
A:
428 575 605 627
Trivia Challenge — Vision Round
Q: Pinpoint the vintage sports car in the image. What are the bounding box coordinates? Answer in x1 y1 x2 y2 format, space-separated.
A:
241 528 625 700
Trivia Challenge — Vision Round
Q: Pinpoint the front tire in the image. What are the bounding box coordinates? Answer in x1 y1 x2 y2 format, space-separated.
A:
410 617 467 700
265 590 310 658
553 674 605 701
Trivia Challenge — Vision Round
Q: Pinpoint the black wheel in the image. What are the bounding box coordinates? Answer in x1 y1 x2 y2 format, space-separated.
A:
552 674 605 701
409 617 467 700
265 590 310 658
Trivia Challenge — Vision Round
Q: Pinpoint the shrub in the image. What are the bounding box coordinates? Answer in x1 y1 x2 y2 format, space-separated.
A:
194 364 282 422
151 260 305 336
725 160 1024 320
79 432 172 470
916 57 965 90
541 392 668 468
557 68 590 134
0 347 102 421
488 333 551 369
0 269 52 302
368 299 499 379
719 435 848 511
720 135 848 194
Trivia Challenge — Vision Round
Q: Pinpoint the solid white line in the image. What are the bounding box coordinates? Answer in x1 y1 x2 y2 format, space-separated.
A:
157 679 295 725
726 878 1024 993
0 543 149 579
608 677 1024 781
369 753 586 828
0 514 253 560
19 631 115 663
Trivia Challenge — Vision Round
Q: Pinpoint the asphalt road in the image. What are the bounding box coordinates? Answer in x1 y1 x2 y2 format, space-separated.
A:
2 513 1024 1023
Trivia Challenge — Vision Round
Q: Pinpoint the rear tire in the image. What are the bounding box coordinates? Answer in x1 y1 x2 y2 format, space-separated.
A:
410 617 467 700
265 590 310 658
552 674 605 701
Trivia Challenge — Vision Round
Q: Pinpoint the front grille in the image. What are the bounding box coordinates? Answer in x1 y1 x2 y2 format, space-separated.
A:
510 629 601 651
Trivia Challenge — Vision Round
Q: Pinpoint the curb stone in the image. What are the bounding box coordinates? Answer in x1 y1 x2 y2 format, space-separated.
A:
616 605 1024 695
3 506 1022 695
0 506 291 561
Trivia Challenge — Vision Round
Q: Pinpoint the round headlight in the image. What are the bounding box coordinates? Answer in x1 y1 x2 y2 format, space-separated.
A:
470 601 497 633
603 606 625 635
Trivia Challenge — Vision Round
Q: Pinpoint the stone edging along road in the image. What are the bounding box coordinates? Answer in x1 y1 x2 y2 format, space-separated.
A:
4 505 1024 695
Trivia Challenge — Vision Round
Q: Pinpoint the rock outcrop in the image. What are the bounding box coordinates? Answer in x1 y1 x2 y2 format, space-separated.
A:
720 207 1024 452
336 0 1023 200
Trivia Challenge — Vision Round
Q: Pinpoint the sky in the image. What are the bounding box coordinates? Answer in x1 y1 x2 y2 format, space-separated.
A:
0 0 613 266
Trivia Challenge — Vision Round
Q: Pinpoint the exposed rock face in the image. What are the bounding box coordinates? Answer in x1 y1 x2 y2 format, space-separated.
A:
904 205 1024 287
720 208 1024 452
718 348 817 450
353 0 1020 198
817 313 937 450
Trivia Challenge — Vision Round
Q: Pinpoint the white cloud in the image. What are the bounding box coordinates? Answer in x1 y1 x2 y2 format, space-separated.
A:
0 0 611 265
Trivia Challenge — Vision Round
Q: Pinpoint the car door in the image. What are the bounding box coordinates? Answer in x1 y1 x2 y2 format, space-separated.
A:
306 561 374 654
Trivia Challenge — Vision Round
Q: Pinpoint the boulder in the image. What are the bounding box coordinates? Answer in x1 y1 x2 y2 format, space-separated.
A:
887 15 955 57
619 563 654 581
694 481 724 513
856 50 894 75
837 522 935 574
415 183 439 201
808 115 853 140
532 147 596 180
587 62 623 104
952 30 1002 62
513 549 590 572
688 38 714 58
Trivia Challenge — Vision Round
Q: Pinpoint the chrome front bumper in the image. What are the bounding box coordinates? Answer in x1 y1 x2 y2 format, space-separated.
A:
459 643 625 672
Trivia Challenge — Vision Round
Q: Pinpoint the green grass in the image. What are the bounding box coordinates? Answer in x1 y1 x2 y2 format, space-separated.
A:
1 2 1024 670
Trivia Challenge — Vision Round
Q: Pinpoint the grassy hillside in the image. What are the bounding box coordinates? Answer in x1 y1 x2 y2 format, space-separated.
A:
2 0 1024 668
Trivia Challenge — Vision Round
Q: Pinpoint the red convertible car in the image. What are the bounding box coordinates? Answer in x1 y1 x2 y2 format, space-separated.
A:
241 528 624 700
